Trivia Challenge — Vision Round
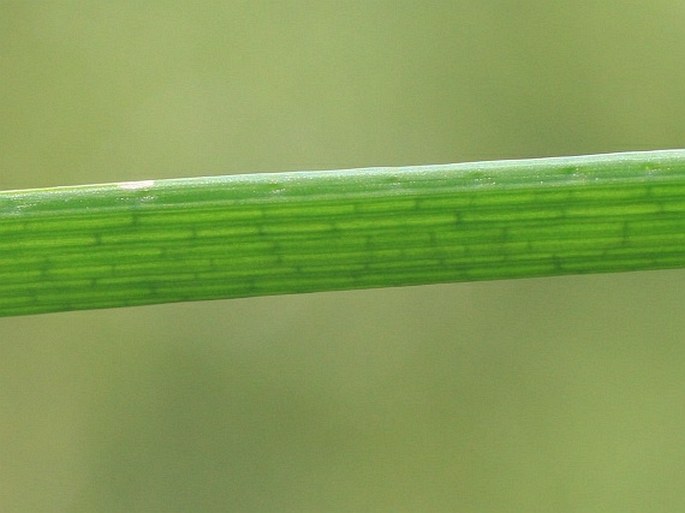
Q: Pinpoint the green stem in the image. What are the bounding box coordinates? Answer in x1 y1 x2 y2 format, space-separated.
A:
2 150 684 317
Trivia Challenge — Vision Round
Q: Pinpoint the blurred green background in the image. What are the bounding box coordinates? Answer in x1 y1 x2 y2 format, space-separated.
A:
2 2 685 511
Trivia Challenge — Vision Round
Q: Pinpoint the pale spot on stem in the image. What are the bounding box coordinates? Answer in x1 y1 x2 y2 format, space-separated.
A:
119 180 156 191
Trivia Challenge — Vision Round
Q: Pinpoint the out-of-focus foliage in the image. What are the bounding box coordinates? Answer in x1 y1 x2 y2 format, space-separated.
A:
1 2 684 511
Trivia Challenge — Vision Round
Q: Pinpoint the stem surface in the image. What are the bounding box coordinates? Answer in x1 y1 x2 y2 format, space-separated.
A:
2 150 684 316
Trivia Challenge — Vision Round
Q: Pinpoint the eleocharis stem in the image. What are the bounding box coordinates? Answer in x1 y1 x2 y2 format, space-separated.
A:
1 150 684 317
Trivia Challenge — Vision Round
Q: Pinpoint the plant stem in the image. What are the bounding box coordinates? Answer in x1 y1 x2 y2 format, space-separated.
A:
1 150 684 316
